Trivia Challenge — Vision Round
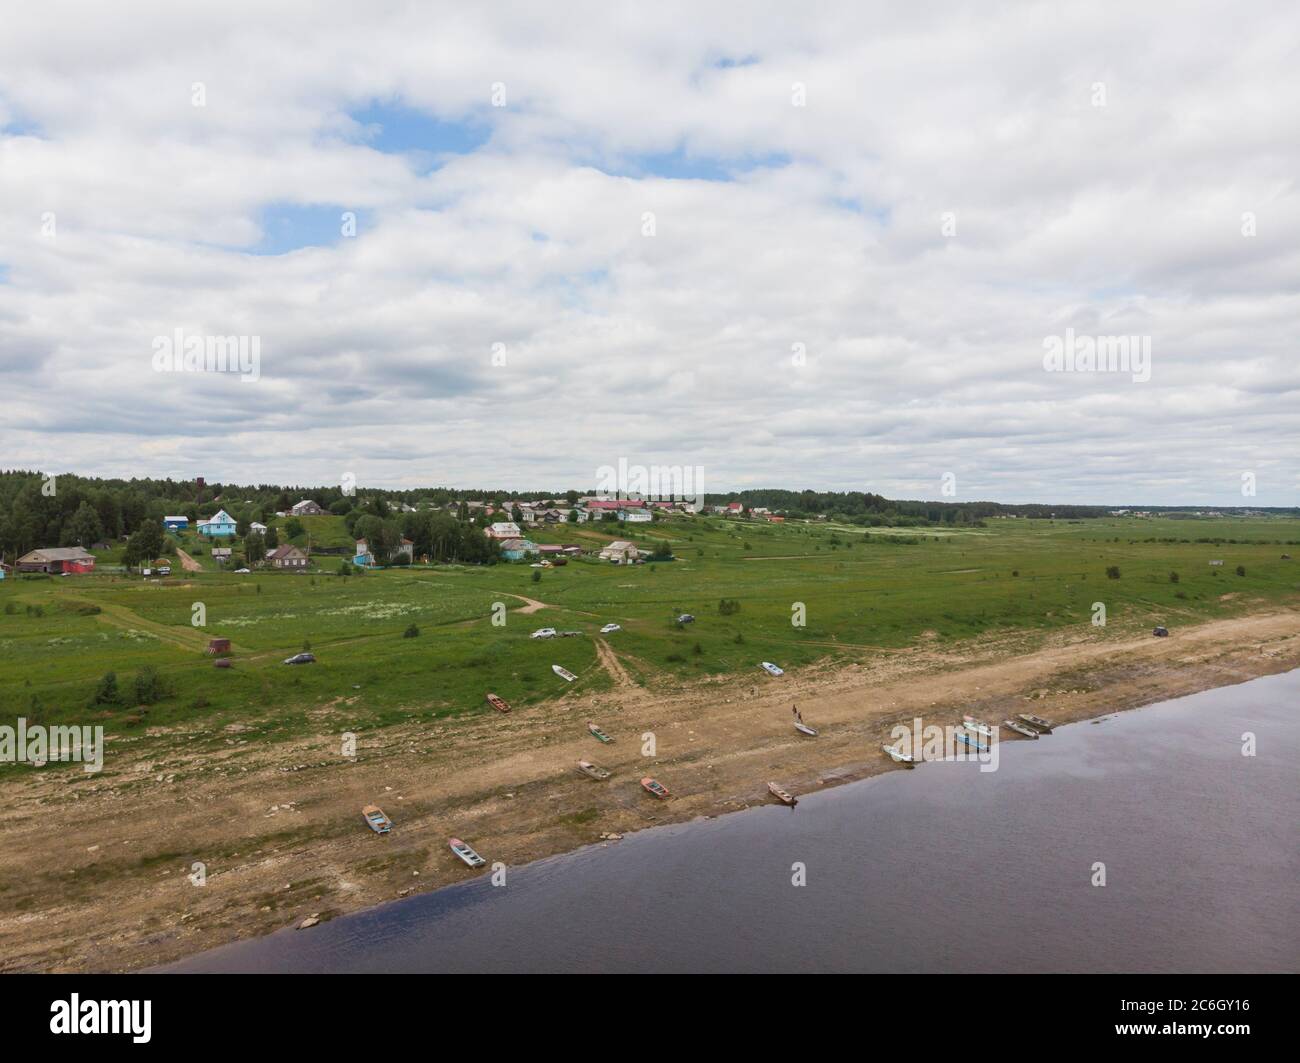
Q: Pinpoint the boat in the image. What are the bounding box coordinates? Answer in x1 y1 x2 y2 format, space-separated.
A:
578 760 611 780
641 777 671 799
485 692 510 714
955 732 989 753
1003 718 1039 739
767 782 798 806
587 722 613 743
794 721 819 737
362 805 391 834
552 665 577 682
761 661 784 676
882 742 915 765
449 838 486 868
961 715 994 738
1018 713 1054 733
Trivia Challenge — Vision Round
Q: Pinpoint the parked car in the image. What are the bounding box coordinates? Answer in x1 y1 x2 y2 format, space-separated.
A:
283 652 316 665
530 627 557 639
559 630 583 637
234 568 251 573
676 614 695 624
600 623 622 634
1152 625 1169 637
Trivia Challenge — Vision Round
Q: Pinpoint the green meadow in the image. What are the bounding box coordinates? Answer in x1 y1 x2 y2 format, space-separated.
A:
2 515 1297 767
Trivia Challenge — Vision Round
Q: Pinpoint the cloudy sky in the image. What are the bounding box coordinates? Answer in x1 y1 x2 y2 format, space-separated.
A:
1 1 1296 504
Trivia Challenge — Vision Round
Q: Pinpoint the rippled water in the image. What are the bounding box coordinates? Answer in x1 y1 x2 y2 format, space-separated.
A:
166 670 1300 973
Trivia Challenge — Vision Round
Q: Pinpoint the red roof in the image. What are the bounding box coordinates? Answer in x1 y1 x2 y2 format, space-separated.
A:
727 502 743 510
585 499 646 510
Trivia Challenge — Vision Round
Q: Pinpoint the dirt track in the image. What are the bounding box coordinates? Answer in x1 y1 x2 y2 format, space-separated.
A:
1 608 1297 972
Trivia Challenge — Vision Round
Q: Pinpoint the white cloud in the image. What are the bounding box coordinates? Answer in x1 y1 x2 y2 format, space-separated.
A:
0 1 1297 503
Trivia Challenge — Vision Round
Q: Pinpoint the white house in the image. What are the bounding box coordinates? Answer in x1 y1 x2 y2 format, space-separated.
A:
486 521 522 540
291 499 324 516
599 541 640 564
249 521 268 535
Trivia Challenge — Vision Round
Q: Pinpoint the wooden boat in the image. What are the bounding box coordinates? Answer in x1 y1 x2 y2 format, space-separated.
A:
767 782 797 806
485 692 510 714
587 722 613 743
578 760 611 780
761 661 784 676
1018 713 1054 733
552 665 577 682
794 721 819 737
641 777 671 799
961 715 994 738
1003 718 1039 739
449 838 486 868
362 805 391 834
955 732 989 753
882 742 915 765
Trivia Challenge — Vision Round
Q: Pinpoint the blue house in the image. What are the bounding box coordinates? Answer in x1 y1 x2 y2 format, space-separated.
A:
163 515 189 531
197 509 237 538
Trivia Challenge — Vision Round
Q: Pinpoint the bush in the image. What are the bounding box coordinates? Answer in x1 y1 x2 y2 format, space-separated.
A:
1106 566 1121 580
4 602 16 614
531 569 541 583
692 641 703 655
403 623 420 638
1169 571 1180 583
133 666 170 706
1236 565 1246 577
665 653 685 663
718 598 741 615
92 671 120 706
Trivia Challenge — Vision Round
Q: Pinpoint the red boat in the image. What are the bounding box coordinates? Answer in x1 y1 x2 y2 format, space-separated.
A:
641 777 670 800
485 692 510 714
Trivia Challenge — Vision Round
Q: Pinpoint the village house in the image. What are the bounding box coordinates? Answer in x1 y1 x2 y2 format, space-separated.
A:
197 509 237 538
249 521 268 535
598 540 640 564
499 538 538 561
619 508 652 523
210 547 233 564
354 538 375 567
266 544 309 570
291 499 324 516
486 521 522 541
163 515 189 531
393 538 415 563
16 547 97 574
151 558 172 575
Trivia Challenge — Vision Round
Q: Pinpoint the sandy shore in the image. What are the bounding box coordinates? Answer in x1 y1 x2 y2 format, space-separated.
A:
2 608 1297 972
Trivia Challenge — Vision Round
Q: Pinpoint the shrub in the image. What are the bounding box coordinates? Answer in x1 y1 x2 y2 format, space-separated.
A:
665 653 685 663
403 623 420 638
1105 566 1121 579
92 671 120 706
692 641 703 655
718 598 741 615
1236 565 1246 577
1169 571 1180 583
133 666 170 705
3 602 16 614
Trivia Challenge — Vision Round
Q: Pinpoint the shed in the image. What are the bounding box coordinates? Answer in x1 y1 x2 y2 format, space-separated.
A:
206 637 232 655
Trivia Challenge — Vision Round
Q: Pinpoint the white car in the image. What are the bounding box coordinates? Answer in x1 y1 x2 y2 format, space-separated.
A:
531 627 557 639
234 568 251 573
600 623 621 634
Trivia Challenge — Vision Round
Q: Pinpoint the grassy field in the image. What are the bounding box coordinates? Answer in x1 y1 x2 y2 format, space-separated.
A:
3 514 1297 771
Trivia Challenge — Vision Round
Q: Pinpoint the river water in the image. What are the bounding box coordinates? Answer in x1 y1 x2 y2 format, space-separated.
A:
165 669 1300 973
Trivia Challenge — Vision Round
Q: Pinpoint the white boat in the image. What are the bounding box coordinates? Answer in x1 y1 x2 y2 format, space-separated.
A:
767 782 797 806
1003 719 1039 739
552 665 577 682
962 715 994 738
882 743 915 765
794 722 818 737
448 838 486 868
761 662 784 676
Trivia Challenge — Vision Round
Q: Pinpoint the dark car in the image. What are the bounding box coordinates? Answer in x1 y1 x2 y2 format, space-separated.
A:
283 652 316 665
1152 626 1169 637
676 614 695 624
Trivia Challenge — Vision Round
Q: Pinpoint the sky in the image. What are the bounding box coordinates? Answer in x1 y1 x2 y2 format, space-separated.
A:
0 1 1296 505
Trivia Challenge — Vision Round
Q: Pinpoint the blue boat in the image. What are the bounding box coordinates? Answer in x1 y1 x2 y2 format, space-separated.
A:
955 732 989 754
